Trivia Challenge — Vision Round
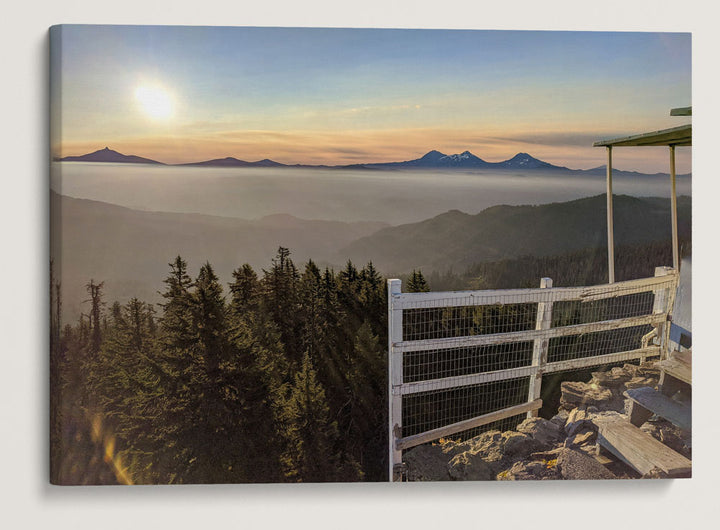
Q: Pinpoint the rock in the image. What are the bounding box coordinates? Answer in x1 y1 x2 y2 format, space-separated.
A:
564 428 597 448
591 367 632 388
456 430 504 462
636 362 661 378
642 467 671 479
587 410 626 428
501 431 541 457
641 419 692 459
560 381 619 411
550 409 569 428
621 362 660 379
624 376 657 390
448 451 497 481
565 407 590 436
516 417 564 446
497 458 562 481
622 363 640 377
556 447 617 480
404 444 452 481
436 438 474 459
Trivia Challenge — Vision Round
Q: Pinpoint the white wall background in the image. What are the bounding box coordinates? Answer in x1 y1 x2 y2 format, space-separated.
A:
1 2 717 529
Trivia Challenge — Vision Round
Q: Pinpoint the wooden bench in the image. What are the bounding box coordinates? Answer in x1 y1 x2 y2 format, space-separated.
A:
624 387 691 431
595 419 691 478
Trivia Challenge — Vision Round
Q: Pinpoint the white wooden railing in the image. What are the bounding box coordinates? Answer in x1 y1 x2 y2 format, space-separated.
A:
387 266 679 481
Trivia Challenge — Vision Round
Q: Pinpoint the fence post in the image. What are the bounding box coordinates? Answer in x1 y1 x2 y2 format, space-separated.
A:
387 279 404 482
652 266 674 360
527 277 553 418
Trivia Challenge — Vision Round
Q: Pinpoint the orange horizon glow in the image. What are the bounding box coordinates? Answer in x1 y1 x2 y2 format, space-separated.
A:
56 128 692 174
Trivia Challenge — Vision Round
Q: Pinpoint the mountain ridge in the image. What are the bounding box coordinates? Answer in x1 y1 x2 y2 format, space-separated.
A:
59 147 165 165
338 194 692 273
57 147 689 176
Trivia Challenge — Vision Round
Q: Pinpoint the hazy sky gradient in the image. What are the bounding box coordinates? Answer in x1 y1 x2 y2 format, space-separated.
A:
51 25 691 172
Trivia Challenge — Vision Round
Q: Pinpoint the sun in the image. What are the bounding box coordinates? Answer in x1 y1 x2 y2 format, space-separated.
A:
134 84 174 120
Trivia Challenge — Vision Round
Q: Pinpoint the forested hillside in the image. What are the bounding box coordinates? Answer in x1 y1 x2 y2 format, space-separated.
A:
50 235 688 484
51 251 389 484
341 194 691 272
51 192 690 326
50 191 387 323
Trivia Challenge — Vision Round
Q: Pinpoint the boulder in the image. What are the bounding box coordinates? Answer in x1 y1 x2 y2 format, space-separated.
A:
404 444 452 481
636 362 661 378
516 417 564 446
454 430 504 462
550 409 569 428
501 431 542 457
641 419 692 459
556 448 617 480
448 451 497 481
560 381 620 411
565 407 590 435
624 376 658 390
591 367 632 388
497 458 561 481
563 428 597 448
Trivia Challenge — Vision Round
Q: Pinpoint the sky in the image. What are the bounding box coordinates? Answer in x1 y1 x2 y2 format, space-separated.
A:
51 25 692 173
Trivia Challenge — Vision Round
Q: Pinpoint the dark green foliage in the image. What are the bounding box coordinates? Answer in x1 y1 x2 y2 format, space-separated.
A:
51 233 689 484
343 194 691 273
406 269 430 293
85 279 104 356
424 240 689 292
279 352 362 482
262 247 302 366
229 263 259 314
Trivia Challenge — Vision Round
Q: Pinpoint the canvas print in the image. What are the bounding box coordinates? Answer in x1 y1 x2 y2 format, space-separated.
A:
49 25 691 484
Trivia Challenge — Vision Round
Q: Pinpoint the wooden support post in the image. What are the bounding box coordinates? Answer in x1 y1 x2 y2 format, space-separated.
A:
653 267 673 360
527 277 553 418
669 145 679 272
606 146 615 284
387 279 403 482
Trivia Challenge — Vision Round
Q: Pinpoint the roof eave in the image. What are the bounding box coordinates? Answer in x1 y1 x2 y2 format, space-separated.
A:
593 124 692 147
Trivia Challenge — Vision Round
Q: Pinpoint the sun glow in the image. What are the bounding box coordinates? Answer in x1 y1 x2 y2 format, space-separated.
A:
134 84 174 120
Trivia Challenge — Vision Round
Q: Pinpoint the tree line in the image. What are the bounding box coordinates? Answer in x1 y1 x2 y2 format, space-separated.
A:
49 239 688 484
51 249 391 484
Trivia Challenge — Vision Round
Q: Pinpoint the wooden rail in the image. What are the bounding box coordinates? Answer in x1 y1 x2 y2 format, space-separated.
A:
387 268 679 481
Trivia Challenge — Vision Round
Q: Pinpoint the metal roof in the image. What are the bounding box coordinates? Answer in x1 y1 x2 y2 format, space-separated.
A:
670 107 692 116
593 123 691 147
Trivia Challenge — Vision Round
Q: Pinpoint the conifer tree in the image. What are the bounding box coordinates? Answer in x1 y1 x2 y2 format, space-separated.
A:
279 352 361 482
407 269 430 293
262 247 301 365
86 297 162 483
229 263 259 315
347 320 387 480
85 280 105 355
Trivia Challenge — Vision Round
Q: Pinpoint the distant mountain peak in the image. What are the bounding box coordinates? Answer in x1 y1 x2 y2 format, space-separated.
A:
440 150 483 161
419 150 447 160
60 147 164 165
499 152 556 169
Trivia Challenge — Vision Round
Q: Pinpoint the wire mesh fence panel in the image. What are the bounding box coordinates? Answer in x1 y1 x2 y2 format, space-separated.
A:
403 341 534 383
551 291 655 327
387 270 679 481
401 376 531 438
547 325 654 365
402 303 538 342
